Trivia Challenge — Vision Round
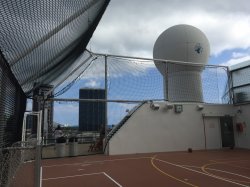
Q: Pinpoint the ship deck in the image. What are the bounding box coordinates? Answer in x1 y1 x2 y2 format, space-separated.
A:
40 149 250 187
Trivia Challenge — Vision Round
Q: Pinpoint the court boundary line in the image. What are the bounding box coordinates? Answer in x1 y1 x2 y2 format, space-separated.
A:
201 161 250 184
151 155 198 187
182 165 250 181
42 172 122 187
154 157 249 187
40 166 43 187
103 172 123 187
210 160 250 170
42 172 103 181
43 156 151 168
210 157 248 162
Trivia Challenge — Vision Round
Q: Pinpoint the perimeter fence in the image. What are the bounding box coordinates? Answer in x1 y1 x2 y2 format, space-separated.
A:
53 52 231 104
41 52 231 158
0 141 39 187
0 50 27 186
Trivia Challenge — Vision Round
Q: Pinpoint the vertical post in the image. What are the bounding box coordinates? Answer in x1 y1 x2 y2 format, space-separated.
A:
164 61 168 101
104 55 108 155
35 111 42 187
202 115 207 150
22 114 27 142
227 67 233 104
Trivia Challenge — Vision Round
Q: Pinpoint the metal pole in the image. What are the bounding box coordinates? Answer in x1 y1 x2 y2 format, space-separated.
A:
48 98 155 103
35 111 42 187
104 55 108 155
164 61 168 101
22 113 27 142
87 49 228 68
227 67 234 104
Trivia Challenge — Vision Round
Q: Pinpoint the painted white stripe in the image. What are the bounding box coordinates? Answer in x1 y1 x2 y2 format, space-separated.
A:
43 172 123 187
43 162 83 168
43 156 151 168
181 165 250 180
103 172 123 187
42 172 103 181
77 169 85 171
207 168 250 180
81 164 91 167
156 158 249 187
40 167 42 187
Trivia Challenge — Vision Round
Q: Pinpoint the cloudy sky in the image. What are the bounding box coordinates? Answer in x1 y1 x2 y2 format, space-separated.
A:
88 0 250 66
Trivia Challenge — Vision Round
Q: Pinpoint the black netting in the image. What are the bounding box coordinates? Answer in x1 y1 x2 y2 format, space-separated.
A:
0 53 26 148
53 54 230 104
0 0 110 96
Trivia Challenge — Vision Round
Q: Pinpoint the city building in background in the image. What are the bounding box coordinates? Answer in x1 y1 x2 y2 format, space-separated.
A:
79 89 106 131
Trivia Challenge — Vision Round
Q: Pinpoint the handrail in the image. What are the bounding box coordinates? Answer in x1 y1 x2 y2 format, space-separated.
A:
104 101 146 152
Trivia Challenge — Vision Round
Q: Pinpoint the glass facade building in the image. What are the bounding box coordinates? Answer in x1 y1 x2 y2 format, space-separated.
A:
79 89 106 131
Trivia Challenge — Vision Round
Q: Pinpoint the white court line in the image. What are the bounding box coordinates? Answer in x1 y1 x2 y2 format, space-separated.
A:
103 172 123 187
155 158 249 187
77 169 85 171
181 165 250 180
42 172 123 187
43 156 151 168
40 167 43 187
42 172 103 181
207 168 250 180
43 162 84 168
81 164 91 167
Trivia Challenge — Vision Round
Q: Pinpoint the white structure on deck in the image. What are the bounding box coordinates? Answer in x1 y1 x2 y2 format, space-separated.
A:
153 24 210 102
106 25 250 155
107 102 250 155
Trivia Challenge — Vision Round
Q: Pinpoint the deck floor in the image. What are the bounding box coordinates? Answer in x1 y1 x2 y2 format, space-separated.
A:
40 149 250 187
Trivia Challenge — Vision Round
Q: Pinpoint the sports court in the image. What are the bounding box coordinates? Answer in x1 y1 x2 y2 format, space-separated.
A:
1 1 250 187
31 149 250 187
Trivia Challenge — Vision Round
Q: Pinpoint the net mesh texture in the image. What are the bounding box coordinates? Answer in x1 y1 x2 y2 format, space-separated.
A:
0 141 37 187
0 0 110 95
52 53 231 128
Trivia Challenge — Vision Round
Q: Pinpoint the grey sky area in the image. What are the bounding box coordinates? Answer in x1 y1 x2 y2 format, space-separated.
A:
88 0 250 65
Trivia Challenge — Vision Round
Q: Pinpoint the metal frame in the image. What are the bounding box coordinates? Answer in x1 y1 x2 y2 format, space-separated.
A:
22 111 42 187
230 66 250 105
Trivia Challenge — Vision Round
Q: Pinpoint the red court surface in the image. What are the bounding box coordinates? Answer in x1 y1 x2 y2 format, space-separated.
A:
42 149 250 187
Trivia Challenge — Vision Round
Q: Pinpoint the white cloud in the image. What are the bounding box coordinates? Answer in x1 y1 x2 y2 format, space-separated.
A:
221 55 250 67
54 102 79 125
54 103 78 113
89 0 250 60
232 52 249 59
84 79 101 88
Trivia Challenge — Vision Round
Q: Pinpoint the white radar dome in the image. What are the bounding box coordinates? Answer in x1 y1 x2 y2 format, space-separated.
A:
153 24 210 102
153 24 210 75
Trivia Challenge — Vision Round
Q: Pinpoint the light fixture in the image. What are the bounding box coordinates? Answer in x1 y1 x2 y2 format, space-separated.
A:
196 104 204 111
150 101 160 110
165 102 174 110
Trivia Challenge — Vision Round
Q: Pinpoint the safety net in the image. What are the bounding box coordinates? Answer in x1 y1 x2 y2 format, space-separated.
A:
0 0 110 96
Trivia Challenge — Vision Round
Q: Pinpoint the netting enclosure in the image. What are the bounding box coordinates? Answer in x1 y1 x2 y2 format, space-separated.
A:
53 52 231 104
38 52 232 158
51 52 231 132
0 53 26 148
0 0 110 96
0 141 37 187
0 0 110 186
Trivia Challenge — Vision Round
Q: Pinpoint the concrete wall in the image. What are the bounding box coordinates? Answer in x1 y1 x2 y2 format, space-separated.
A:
234 104 250 149
108 102 236 155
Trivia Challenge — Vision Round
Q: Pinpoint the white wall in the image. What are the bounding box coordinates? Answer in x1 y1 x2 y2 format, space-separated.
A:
108 103 235 155
234 104 250 149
